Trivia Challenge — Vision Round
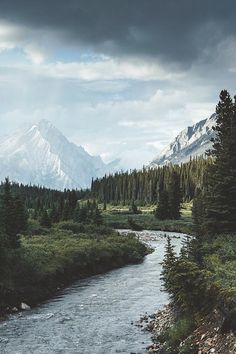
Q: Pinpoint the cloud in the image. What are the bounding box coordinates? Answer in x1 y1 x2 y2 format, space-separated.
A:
0 1 236 66
0 1 235 170
0 86 216 169
24 44 45 64
31 57 183 81
0 20 48 64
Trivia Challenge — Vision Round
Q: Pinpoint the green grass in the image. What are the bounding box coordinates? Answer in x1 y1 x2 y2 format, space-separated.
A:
102 202 194 234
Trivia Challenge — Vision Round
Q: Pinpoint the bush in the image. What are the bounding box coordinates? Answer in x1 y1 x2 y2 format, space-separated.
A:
56 221 85 234
127 217 143 231
160 317 196 354
27 219 49 236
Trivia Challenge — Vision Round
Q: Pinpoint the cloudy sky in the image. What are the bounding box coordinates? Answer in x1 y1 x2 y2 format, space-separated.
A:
0 0 236 168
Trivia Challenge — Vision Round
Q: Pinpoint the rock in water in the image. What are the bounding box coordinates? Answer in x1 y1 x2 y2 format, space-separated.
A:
20 302 31 310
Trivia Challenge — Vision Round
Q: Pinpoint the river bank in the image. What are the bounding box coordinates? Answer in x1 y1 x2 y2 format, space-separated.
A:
0 226 150 318
144 305 236 353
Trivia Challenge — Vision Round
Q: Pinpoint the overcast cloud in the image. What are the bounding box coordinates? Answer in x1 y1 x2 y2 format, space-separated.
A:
0 0 235 168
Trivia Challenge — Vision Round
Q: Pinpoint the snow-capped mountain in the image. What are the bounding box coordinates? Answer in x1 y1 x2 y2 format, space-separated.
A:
150 113 216 166
0 120 116 190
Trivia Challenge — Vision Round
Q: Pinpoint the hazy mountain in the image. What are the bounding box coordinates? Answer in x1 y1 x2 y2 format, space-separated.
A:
150 114 216 166
0 120 117 190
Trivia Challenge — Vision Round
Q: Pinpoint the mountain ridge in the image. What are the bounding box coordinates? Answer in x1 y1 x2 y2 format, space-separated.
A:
150 113 216 166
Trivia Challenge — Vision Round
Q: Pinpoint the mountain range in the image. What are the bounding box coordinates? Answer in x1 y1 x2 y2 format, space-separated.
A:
150 113 216 166
0 120 117 190
0 114 217 190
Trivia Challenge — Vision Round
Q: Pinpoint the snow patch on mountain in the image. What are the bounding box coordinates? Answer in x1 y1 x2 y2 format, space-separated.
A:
0 120 117 190
150 114 216 166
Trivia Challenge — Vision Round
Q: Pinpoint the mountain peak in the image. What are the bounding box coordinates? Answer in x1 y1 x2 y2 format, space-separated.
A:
0 121 116 190
37 119 54 130
150 113 216 166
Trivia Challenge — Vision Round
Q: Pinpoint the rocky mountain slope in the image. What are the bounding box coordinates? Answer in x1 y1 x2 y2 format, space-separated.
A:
0 120 115 190
150 114 216 166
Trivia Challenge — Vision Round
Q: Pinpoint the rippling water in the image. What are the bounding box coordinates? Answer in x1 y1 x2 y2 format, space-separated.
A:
0 231 186 354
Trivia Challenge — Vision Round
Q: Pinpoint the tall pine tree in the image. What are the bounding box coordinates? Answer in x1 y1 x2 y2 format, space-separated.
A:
168 171 182 219
204 90 236 234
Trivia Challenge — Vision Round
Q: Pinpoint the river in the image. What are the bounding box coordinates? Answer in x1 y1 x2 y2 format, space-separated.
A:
0 230 187 354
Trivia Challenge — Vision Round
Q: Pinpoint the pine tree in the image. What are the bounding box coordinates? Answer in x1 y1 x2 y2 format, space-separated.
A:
155 190 170 220
168 171 182 219
50 205 60 223
192 188 205 233
0 178 27 248
13 195 28 235
204 90 236 234
93 207 103 226
77 205 88 223
103 200 107 211
73 203 81 222
130 200 139 214
68 190 78 214
62 201 70 221
40 210 51 228
161 236 177 294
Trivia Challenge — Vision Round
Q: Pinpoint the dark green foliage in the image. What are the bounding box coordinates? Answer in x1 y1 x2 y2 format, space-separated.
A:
13 195 28 234
91 157 210 205
92 207 103 226
159 317 196 354
127 217 143 231
204 90 236 234
0 182 89 227
155 190 170 220
56 221 85 233
129 200 141 214
161 237 177 294
62 201 71 220
155 171 181 220
168 171 182 219
0 178 28 248
103 201 107 211
49 205 60 223
40 210 51 228
192 188 205 234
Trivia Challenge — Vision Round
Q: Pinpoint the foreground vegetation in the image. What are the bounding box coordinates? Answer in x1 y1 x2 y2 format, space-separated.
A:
154 91 236 353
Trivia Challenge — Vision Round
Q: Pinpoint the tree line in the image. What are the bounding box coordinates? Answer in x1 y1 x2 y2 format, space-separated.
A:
91 157 211 205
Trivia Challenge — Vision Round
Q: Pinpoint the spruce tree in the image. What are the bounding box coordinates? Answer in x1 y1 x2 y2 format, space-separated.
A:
155 190 170 220
93 207 103 226
40 210 52 228
204 90 236 234
161 236 177 294
13 195 28 235
192 188 205 234
130 200 139 214
0 178 27 248
168 171 182 219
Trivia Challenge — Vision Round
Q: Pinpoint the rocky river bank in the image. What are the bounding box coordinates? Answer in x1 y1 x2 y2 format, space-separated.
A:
142 305 236 354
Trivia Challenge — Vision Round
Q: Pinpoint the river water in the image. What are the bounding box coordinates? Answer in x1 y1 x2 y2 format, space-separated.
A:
0 230 186 354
